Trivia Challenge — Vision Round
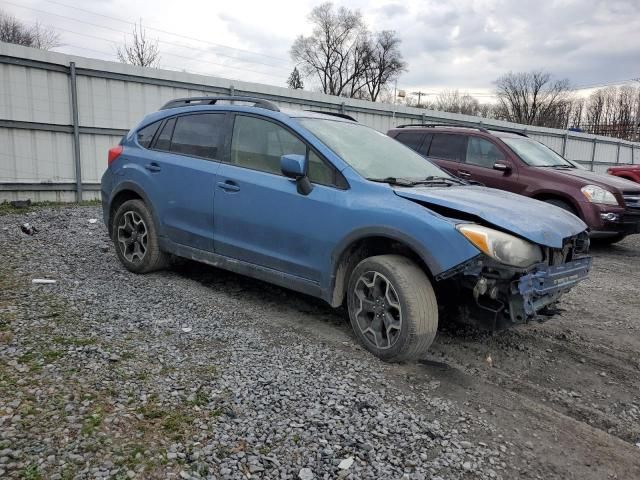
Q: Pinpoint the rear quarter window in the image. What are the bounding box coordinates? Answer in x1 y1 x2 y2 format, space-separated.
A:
136 121 161 148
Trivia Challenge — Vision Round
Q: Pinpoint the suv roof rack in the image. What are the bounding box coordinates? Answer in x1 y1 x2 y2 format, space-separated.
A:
395 123 528 137
306 110 357 122
160 96 280 112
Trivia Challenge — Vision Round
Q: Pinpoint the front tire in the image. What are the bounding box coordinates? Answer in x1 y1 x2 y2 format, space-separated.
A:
347 255 438 362
112 199 168 273
592 233 627 246
544 198 576 215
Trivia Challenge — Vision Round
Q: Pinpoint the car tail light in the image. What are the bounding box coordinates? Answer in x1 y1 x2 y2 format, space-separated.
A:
108 145 123 167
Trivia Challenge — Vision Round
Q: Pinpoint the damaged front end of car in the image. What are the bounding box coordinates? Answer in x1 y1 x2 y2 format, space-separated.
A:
435 228 591 330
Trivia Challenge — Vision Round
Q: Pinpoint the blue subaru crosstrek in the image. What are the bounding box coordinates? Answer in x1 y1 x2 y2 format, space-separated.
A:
101 96 592 362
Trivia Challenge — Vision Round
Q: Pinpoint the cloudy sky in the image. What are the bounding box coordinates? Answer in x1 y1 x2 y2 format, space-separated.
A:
3 0 639 101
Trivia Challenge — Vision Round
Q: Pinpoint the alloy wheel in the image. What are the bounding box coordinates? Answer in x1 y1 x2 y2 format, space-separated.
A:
352 271 403 350
116 211 148 263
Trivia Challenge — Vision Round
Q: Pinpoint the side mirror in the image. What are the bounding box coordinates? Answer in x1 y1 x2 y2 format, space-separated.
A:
281 154 313 195
493 162 512 174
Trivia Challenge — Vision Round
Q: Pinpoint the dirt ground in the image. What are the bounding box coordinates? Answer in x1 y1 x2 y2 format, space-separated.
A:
1 204 639 479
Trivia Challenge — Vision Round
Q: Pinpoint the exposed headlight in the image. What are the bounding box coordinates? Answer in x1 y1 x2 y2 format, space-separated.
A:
580 185 619 206
456 224 543 268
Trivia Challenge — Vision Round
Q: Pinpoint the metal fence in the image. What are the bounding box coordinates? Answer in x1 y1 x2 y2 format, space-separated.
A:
1 42 639 202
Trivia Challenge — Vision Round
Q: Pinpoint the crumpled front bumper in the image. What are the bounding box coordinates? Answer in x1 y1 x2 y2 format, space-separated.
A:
515 257 592 317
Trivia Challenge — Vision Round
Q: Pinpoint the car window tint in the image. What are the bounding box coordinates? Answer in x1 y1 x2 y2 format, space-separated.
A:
394 132 425 152
466 137 505 168
154 118 175 151
308 150 338 186
417 134 433 156
137 121 160 148
428 134 467 162
170 114 224 160
231 115 306 175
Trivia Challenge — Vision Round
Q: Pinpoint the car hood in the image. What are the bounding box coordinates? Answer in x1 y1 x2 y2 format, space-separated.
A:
394 186 587 248
545 167 640 191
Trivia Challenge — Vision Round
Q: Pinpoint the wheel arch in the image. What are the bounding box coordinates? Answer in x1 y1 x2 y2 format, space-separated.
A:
108 182 159 236
328 230 436 308
531 191 582 218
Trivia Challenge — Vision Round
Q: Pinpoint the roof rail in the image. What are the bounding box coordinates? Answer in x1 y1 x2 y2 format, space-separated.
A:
306 110 357 122
395 123 528 137
160 96 280 112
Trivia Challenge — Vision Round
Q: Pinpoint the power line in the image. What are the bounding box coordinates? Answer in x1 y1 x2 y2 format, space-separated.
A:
1 0 292 73
34 24 286 80
41 0 290 64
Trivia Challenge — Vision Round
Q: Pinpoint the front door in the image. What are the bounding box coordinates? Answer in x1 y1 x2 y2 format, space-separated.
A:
213 114 346 282
459 136 522 193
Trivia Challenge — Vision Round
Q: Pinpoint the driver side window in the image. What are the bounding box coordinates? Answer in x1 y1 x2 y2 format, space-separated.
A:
466 137 504 168
230 115 343 187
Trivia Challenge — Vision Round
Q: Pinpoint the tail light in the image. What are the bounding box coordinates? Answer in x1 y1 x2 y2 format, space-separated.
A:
108 145 123 167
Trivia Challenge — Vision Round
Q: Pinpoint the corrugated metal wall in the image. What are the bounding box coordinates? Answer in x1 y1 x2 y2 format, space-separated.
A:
1 42 638 202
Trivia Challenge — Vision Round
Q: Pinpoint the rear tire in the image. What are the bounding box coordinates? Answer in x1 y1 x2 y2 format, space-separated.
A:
112 199 169 273
347 254 438 363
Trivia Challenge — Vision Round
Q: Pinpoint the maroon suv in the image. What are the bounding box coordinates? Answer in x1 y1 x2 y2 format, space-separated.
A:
388 125 640 244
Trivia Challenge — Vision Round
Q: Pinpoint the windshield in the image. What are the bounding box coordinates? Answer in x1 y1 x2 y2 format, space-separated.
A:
502 137 573 167
298 118 450 181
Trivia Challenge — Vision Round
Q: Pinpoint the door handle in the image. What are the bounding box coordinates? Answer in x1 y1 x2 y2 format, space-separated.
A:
457 170 472 178
144 162 161 172
217 180 240 192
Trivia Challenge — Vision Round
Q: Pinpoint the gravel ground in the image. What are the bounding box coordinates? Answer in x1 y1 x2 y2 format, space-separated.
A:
1 204 639 480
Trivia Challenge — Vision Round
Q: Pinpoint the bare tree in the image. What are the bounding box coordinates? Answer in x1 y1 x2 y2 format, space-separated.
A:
287 67 304 89
117 20 160 68
290 3 405 100
0 10 61 50
362 30 406 102
494 71 573 127
433 89 482 116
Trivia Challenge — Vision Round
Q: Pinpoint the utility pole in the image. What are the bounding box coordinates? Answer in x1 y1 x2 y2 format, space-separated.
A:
633 78 640 142
412 90 427 107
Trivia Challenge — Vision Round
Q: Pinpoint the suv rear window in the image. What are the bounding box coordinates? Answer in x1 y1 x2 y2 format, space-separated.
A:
428 134 467 162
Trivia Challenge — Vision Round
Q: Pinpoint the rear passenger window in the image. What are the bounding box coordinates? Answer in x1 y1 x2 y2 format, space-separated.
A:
466 137 505 168
428 134 467 162
169 114 224 160
395 132 425 152
137 121 160 148
154 118 175 151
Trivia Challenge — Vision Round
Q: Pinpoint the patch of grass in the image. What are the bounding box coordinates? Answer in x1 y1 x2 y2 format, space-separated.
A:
293 433 301 444
22 463 42 480
209 407 223 418
188 388 209 407
60 465 76 480
161 411 194 435
81 407 104 435
0 199 101 216
259 446 271 455
137 403 166 420
42 349 63 363
120 351 136 360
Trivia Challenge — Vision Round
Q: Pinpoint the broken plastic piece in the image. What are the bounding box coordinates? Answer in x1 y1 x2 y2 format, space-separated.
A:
20 223 38 235
32 279 56 284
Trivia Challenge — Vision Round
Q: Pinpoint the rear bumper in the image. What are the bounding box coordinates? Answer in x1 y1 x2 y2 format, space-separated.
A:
515 257 592 317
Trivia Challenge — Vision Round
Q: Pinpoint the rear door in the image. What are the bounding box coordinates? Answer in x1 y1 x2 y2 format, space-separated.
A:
144 112 225 251
460 136 522 193
425 133 467 175
213 114 347 282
